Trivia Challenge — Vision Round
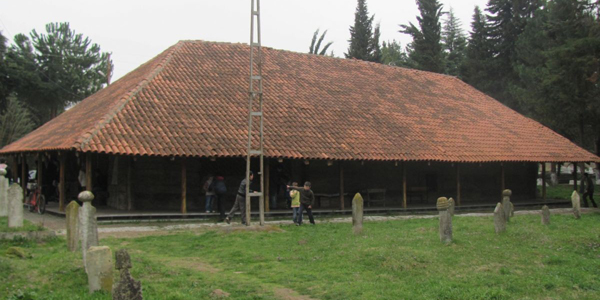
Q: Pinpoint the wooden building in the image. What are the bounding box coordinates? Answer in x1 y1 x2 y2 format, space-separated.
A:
1 41 598 213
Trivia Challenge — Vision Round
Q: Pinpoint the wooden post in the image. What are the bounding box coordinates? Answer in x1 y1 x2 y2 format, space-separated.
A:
402 162 407 209
37 155 43 187
456 164 461 206
501 163 505 201
85 153 93 192
59 153 66 212
127 157 132 211
265 159 270 212
541 163 547 201
573 162 578 191
21 155 27 201
181 158 187 214
339 162 345 210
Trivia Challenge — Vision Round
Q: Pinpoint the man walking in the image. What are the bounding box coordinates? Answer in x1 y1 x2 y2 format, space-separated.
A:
582 173 598 208
288 181 316 225
225 171 253 225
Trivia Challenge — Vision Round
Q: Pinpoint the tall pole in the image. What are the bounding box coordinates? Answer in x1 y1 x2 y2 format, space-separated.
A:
181 158 187 215
59 153 66 212
265 159 270 212
339 162 344 210
402 162 407 209
246 0 265 226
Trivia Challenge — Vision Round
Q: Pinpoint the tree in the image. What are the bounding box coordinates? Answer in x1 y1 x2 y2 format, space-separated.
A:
309 29 334 55
346 0 381 62
381 40 409 67
6 22 112 124
442 7 467 76
0 31 10 112
461 6 494 91
400 0 445 73
0 96 35 148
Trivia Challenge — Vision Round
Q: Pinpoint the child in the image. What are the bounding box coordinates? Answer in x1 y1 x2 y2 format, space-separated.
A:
289 182 300 225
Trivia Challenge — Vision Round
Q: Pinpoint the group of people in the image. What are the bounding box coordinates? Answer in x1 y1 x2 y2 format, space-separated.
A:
205 171 316 226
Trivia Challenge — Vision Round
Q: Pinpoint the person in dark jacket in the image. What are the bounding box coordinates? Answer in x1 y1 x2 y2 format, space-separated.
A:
582 173 598 208
213 175 227 221
225 171 253 225
288 181 315 225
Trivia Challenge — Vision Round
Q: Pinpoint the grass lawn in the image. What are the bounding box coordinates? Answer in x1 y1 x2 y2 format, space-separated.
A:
0 217 45 233
541 184 600 200
1 213 599 300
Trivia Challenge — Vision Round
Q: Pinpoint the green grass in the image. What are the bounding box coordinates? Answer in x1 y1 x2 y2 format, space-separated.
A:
0 217 45 233
541 184 599 200
2 213 600 300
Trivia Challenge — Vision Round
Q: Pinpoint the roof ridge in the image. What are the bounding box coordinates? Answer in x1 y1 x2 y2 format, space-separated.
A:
76 41 185 151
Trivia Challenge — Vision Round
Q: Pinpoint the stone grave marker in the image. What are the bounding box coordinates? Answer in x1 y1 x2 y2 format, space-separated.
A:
79 191 99 268
66 200 80 252
8 184 23 228
501 189 512 222
86 246 113 293
541 205 550 225
448 197 455 216
494 203 506 233
571 191 581 219
437 197 452 244
352 193 364 234
113 249 143 300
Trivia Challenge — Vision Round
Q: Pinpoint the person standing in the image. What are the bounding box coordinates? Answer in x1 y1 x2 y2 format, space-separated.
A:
582 173 598 208
288 181 315 225
203 175 216 213
225 171 253 225
289 182 300 225
213 175 227 221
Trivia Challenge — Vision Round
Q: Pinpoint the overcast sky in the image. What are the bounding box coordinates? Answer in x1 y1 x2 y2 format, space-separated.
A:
1 0 488 80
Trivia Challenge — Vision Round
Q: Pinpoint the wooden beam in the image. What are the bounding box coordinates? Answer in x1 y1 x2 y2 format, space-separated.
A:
573 162 578 191
339 162 345 210
59 154 66 212
541 163 546 201
181 158 187 214
37 155 43 187
402 162 407 209
265 159 270 212
456 164 461 206
85 153 93 192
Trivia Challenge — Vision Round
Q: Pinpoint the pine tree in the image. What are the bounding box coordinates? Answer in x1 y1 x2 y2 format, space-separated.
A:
0 96 35 148
346 0 381 62
442 7 467 76
309 29 334 56
461 6 494 91
381 40 409 67
400 0 445 73
0 31 10 112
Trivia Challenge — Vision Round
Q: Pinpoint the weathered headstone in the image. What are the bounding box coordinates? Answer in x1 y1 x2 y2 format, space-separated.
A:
79 191 98 268
571 191 581 219
448 197 455 216
0 169 8 217
437 197 452 244
66 201 80 252
352 193 364 234
501 189 512 222
494 203 506 233
113 249 143 300
541 205 550 225
7 184 23 228
509 202 515 218
86 246 113 293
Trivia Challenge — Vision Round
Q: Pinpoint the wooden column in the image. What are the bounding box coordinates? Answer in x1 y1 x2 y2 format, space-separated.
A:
181 158 187 214
20 155 27 200
541 163 547 201
127 157 132 211
37 155 43 187
265 159 270 212
339 162 345 210
85 153 93 192
456 164 461 206
500 163 505 202
59 154 66 212
402 162 407 209
573 163 577 191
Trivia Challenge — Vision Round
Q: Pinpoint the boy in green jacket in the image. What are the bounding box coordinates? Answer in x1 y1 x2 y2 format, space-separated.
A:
289 182 300 225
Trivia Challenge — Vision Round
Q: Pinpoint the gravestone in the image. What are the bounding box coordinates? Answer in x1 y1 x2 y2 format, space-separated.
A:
79 191 99 269
494 203 506 233
66 201 80 252
436 197 452 244
0 169 8 217
501 189 512 222
86 246 113 293
352 193 364 234
8 184 23 228
448 197 455 216
541 205 550 225
113 249 143 300
571 191 581 219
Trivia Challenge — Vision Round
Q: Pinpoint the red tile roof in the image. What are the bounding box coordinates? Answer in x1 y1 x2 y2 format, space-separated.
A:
1 40 598 163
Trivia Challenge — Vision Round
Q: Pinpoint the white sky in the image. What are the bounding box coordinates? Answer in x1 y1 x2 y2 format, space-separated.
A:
0 0 488 80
